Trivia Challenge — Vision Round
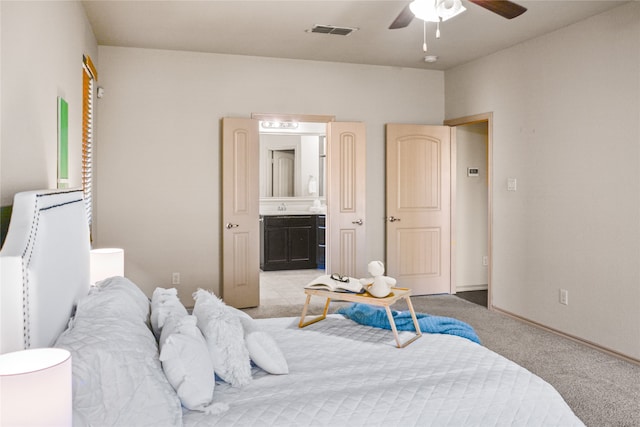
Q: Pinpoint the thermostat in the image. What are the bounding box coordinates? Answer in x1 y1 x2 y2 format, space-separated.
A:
467 168 479 177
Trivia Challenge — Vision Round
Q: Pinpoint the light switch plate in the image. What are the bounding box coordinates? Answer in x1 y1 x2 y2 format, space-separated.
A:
507 178 517 191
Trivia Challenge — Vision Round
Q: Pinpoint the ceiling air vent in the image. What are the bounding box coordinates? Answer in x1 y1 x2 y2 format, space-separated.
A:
307 24 359 36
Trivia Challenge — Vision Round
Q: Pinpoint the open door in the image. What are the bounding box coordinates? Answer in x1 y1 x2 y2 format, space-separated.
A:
221 116 366 306
385 124 451 295
326 122 367 278
221 118 260 308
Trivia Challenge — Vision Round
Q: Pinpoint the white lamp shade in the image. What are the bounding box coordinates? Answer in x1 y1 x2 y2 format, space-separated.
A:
90 248 124 284
0 348 72 426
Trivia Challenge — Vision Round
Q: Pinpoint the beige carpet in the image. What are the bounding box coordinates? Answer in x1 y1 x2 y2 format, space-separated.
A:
243 294 640 427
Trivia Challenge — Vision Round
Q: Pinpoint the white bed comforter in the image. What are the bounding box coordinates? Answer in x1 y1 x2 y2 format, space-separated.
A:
55 278 582 427
184 316 584 427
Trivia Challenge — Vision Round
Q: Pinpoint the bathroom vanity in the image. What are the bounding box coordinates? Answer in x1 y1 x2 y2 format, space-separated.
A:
260 214 325 271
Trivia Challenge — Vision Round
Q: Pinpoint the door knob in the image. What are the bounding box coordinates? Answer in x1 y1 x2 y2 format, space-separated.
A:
225 222 239 229
387 216 401 223
352 219 364 226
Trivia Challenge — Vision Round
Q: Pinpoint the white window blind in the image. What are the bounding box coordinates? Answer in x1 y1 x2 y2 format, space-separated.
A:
82 55 97 228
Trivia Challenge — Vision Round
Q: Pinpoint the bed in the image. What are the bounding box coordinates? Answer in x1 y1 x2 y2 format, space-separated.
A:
0 189 585 426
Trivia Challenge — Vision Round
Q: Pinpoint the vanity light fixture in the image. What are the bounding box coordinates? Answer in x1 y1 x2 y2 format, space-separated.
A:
260 121 299 130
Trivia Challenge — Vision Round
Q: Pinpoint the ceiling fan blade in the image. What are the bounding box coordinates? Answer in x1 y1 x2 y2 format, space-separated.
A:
468 0 527 19
389 4 414 29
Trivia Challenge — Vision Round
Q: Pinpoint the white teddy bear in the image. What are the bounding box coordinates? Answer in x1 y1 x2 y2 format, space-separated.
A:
360 260 397 298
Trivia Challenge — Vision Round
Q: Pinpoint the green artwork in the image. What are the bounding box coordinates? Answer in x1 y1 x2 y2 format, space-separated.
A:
58 97 69 188
0 205 13 247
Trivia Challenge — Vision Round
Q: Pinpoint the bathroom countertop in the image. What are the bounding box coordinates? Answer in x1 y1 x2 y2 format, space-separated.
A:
260 211 324 216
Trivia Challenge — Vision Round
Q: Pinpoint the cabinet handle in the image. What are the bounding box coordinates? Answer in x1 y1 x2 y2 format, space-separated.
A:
387 216 401 223
352 219 364 226
225 222 239 229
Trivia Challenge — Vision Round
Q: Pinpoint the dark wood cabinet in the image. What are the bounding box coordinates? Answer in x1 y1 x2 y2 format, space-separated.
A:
260 215 317 271
316 215 326 269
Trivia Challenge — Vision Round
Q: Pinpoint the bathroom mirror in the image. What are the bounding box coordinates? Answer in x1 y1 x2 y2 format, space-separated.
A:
259 122 326 198
268 149 295 197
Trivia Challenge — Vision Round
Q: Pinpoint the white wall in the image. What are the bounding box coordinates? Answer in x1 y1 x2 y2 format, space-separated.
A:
0 1 98 205
95 46 444 303
445 2 640 360
455 123 488 291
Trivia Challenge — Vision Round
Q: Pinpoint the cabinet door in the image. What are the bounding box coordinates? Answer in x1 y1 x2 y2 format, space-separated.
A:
261 216 317 270
288 225 314 262
316 215 326 268
264 227 288 264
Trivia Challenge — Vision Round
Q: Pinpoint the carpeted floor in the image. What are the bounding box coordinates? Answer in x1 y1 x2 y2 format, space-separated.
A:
243 294 640 427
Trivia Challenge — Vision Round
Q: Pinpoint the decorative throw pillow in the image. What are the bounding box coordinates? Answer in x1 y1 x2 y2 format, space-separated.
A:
151 288 188 338
192 289 252 387
226 306 289 375
159 314 221 412
152 287 178 307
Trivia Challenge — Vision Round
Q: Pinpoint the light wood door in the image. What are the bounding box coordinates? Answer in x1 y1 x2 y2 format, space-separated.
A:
326 122 367 278
271 150 295 197
221 118 260 308
386 124 451 295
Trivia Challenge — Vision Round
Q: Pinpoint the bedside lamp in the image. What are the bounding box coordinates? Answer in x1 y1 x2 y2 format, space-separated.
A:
0 348 72 426
90 247 124 284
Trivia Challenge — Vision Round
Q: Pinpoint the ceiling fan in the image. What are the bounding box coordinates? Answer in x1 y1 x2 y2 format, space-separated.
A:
389 0 527 29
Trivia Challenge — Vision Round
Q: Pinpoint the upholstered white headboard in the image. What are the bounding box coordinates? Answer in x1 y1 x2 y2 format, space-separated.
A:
0 189 90 354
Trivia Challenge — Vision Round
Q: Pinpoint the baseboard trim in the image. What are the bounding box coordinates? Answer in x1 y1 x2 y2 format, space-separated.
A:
455 284 488 293
491 305 640 366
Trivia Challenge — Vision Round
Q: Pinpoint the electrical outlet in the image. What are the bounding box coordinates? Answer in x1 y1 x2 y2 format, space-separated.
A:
172 272 180 285
482 256 488 266
559 289 569 305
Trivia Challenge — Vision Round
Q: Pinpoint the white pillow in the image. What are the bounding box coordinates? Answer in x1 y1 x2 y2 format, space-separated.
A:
55 281 183 426
192 289 252 387
152 287 178 311
94 276 150 323
151 288 188 338
226 306 289 375
245 330 289 375
159 315 219 412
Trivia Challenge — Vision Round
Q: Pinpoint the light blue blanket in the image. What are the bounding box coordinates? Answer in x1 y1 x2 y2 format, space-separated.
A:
336 303 481 345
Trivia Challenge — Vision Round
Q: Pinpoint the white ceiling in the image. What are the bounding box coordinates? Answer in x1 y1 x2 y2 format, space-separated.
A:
82 0 627 70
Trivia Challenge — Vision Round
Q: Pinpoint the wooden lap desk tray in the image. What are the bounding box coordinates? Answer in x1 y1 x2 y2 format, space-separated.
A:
298 287 422 348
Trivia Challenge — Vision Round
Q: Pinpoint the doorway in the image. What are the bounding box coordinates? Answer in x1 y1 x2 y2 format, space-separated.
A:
445 113 492 308
221 116 366 308
257 119 329 307
259 268 325 306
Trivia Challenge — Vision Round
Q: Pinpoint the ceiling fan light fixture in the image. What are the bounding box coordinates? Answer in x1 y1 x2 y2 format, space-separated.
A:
409 0 440 23
410 0 466 23
436 0 466 21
